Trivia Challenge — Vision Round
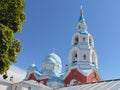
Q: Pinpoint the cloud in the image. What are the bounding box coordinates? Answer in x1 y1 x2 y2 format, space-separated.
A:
0 65 26 82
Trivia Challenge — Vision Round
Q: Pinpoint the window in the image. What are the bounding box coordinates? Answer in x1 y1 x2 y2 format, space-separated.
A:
92 52 95 64
74 36 79 45
75 54 77 59
70 79 78 86
28 87 31 90
74 81 78 85
89 38 92 46
72 51 77 62
83 37 85 42
83 54 87 60
78 25 81 29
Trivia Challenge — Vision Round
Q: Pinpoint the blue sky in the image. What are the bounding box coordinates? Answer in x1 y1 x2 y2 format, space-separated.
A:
14 0 120 80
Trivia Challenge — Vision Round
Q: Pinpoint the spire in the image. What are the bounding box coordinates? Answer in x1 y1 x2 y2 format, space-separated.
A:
76 6 87 32
80 6 83 15
79 5 84 22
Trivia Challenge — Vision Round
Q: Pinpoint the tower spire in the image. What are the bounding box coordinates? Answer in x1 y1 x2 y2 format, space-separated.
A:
79 5 84 22
80 5 83 15
76 6 87 32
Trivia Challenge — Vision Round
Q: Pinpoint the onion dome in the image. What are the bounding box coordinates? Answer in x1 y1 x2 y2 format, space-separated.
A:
27 64 38 72
26 64 41 80
42 52 62 77
25 64 41 80
43 53 62 65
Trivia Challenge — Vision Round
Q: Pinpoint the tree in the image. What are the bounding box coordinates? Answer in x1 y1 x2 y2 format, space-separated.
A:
0 0 26 74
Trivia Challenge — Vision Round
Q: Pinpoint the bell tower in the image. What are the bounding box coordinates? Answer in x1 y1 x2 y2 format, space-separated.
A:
64 6 101 86
69 6 98 69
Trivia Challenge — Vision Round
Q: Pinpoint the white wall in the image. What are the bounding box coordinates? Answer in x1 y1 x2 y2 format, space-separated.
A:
0 79 12 90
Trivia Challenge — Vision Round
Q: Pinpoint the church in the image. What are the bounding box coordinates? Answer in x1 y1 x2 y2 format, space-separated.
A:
25 6 101 88
1 7 120 90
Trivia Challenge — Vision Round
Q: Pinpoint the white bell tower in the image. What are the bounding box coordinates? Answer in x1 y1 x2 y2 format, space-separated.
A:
68 6 98 70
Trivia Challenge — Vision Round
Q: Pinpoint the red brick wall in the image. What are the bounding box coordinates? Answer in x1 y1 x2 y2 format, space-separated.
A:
64 68 101 85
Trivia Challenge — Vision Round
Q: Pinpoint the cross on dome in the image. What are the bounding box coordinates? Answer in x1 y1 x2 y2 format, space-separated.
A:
80 5 83 15
51 48 55 53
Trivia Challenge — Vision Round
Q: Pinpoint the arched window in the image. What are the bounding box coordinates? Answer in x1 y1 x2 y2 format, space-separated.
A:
70 79 78 86
78 25 81 29
89 38 92 46
72 51 77 63
74 36 79 45
92 52 95 64
75 54 77 59
83 37 85 42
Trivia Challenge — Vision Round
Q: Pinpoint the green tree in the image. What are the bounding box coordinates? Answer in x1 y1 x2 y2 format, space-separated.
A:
0 0 26 74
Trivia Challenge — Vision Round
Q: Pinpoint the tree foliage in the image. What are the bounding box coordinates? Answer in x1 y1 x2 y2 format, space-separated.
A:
0 0 26 74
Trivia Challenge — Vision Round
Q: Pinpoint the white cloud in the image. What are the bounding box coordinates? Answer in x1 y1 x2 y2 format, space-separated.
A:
0 65 26 83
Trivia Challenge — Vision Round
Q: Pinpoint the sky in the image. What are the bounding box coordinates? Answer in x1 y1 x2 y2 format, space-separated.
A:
12 0 120 81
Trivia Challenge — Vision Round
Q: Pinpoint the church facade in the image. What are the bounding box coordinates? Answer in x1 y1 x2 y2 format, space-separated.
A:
24 7 101 89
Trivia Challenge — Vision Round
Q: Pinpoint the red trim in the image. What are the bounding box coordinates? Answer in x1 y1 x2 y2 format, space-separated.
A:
27 73 48 85
27 73 37 81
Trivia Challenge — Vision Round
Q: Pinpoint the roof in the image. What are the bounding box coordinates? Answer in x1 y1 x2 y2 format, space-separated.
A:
0 78 12 85
58 79 120 90
14 80 53 90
